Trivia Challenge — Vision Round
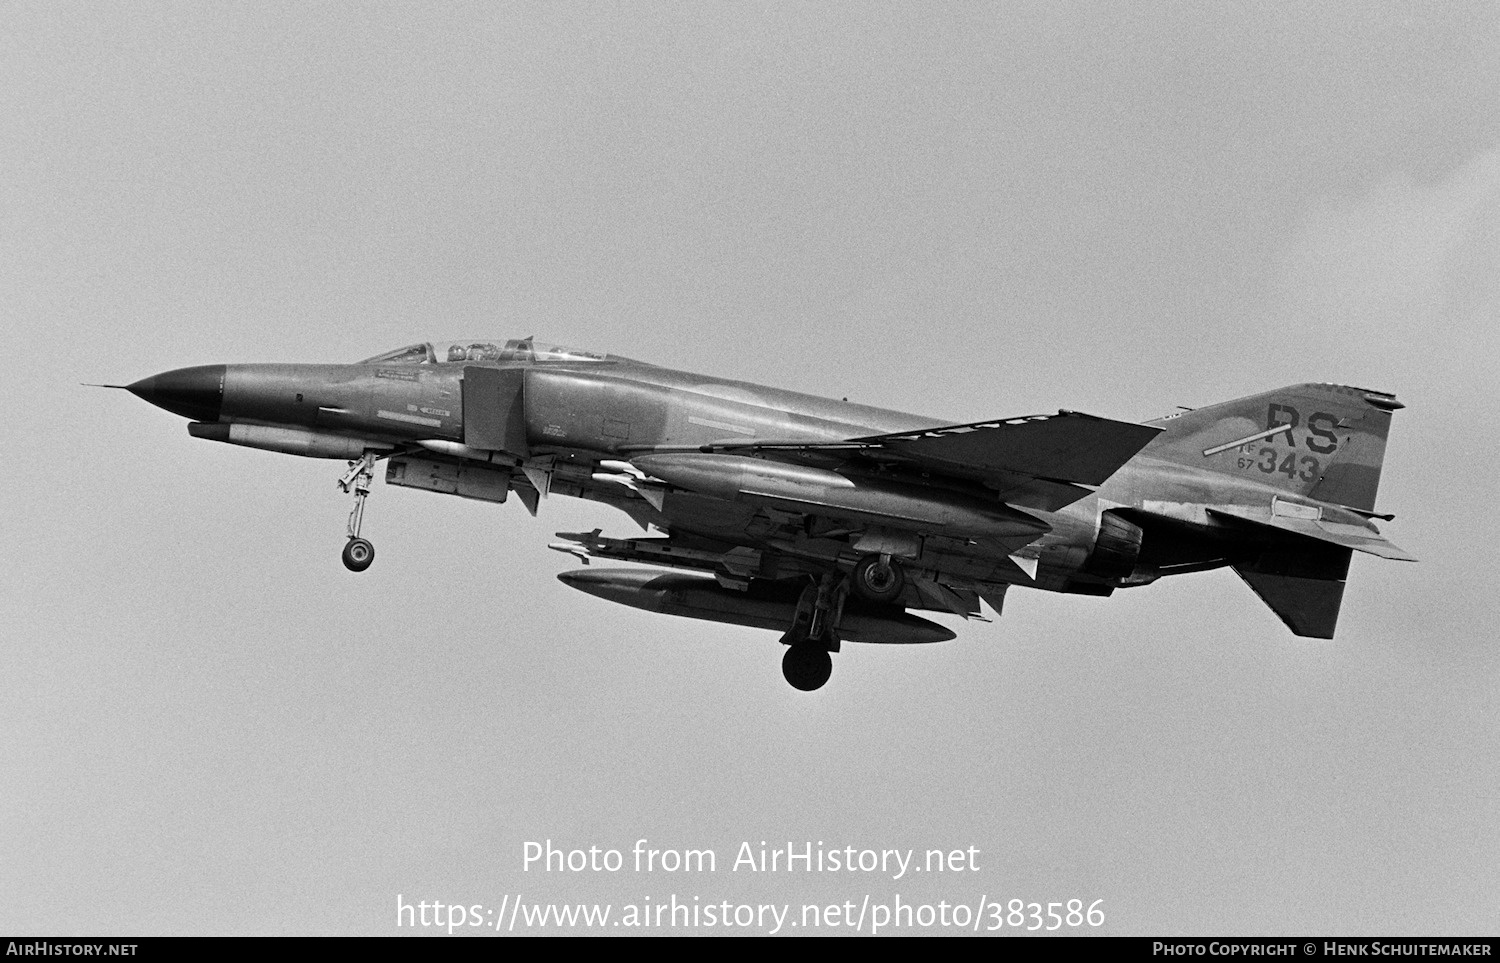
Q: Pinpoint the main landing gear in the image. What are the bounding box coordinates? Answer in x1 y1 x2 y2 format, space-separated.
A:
338 451 378 572
780 573 845 691
777 555 910 690
850 552 905 603
782 644 833 692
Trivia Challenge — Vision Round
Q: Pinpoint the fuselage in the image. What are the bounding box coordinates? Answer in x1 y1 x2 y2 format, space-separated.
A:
128 340 1259 597
120 339 1410 681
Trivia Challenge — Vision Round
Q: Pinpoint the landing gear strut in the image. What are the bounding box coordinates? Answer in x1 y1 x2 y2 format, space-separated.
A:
780 573 846 691
338 451 378 572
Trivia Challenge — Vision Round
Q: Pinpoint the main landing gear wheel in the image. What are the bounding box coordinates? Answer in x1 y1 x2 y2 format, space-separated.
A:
342 537 375 572
850 553 905 603
782 644 833 691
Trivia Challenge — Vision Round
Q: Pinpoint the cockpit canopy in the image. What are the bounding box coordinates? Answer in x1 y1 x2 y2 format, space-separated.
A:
358 339 617 366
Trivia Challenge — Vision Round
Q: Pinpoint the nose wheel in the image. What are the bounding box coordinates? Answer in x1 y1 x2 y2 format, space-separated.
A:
342 537 375 572
338 451 379 572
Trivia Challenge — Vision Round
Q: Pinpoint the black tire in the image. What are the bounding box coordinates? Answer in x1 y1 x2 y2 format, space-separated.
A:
342 537 375 572
782 644 833 691
850 554 904 603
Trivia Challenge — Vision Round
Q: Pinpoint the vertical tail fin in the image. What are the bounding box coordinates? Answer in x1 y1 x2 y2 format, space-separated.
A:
1144 383 1402 511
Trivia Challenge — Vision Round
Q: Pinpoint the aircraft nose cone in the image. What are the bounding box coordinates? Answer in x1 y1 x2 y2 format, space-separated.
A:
127 365 226 422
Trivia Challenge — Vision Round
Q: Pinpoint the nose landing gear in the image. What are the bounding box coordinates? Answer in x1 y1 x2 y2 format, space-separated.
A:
338 451 378 572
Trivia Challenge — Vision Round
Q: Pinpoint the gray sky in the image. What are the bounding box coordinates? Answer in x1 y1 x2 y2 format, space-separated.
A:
3 2 1497 936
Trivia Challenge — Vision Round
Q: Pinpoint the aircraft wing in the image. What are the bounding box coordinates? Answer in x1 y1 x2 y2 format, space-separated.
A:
844 412 1162 486
655 411 1162 511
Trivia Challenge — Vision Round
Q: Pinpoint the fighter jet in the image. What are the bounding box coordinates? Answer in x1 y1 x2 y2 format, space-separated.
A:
113 338 1413 690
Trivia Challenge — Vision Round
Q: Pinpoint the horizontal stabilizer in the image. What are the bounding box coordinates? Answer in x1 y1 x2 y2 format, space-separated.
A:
851 411 1161 487
1208 507 1417 561
1234 569 1346 639
1232 538 1351 638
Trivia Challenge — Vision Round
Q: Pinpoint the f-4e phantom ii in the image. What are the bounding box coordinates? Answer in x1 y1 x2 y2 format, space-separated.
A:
114 338 1414 690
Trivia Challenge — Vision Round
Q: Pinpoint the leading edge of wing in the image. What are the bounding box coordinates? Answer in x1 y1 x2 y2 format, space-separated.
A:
620 411 1161 490
848 411 1162 487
